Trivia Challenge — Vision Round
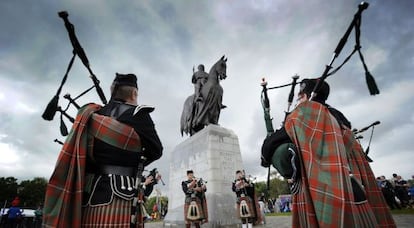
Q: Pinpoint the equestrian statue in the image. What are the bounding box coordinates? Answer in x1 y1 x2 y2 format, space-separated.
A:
180 55 228 136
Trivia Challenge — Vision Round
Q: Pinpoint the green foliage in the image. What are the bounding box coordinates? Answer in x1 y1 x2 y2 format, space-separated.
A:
0 177 47 209
0 177 18 206
18 177 48 208
145 196 168 214
254 170 290 199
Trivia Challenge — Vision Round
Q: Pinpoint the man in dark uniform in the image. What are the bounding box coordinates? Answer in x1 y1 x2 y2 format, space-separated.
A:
232 170 261 228
182 170 207 228
192 64 209 102
43 73 163 227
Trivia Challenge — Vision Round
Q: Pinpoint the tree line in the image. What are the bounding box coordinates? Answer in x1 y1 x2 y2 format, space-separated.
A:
0 177 47 209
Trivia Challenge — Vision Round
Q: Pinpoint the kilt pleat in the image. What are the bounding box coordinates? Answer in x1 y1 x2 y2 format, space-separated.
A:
81 196 131 227
353 202 378 228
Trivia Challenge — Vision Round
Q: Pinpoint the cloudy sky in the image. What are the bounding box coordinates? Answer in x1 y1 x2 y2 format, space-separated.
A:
1 0 413 195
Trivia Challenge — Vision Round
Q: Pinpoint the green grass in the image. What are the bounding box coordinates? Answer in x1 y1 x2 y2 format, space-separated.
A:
389 208 414 214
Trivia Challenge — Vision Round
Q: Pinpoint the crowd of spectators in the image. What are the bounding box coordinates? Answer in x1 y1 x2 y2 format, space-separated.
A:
257 173 414 215
377 173 414 210
258 194 292 214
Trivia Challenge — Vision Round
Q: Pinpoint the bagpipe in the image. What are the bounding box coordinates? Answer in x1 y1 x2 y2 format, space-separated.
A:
261 75 299 194
353 120 381 162
41 11 107 139
260 1 379 189
147 168 165 186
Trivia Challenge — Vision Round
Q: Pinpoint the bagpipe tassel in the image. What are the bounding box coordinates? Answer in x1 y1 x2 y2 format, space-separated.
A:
365 71 380 95
60 114 69 136
42 95 59 121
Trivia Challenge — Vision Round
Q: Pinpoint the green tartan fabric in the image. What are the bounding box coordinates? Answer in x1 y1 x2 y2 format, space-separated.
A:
284 101 396 228
43 104 142 228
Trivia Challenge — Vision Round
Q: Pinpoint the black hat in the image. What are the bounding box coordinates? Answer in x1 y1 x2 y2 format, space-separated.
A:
187 170 194 175
299 78 330 103
113 73 137 88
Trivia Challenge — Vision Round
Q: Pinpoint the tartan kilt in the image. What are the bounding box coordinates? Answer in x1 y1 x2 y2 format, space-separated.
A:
82 196 144 228
184 197 208 223
293 193 379 227
236 195 262 224
236 195 256 219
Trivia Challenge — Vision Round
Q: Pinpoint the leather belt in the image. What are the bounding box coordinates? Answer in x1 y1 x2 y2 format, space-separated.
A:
97 164 137 177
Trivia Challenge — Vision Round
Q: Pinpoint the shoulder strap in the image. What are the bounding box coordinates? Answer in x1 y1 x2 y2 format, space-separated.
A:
133 105 155 116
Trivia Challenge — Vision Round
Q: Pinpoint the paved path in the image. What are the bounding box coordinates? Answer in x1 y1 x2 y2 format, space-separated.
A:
145 214 414 227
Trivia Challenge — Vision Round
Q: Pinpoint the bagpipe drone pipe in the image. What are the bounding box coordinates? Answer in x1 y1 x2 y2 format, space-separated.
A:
42 11 107 139
353 120 381 162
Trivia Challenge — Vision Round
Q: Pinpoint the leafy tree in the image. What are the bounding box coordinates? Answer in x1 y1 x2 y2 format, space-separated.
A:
146 196 168 213
18 177 47 208
254 170 290 200
0 177 18 206
0 177 47 209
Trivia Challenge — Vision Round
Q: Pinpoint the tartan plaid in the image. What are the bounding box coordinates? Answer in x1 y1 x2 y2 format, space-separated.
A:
81 196 131 227
81 195 147 228
284 101 396 228
342 127 395 227
43 104 142 228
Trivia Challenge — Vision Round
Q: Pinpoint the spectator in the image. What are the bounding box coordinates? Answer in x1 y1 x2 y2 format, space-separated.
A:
391 173 398 188
274 198 281 213
258 197 266 224
7 197 22 228
267 198 274 213
408 185 414 207
378 176 401 210
395 175 410 208
34 204 43 228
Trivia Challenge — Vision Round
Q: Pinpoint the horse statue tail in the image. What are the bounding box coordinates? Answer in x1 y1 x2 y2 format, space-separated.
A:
180 94 195 136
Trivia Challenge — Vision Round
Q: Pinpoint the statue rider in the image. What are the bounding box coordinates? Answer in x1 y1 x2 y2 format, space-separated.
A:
192 64 209 102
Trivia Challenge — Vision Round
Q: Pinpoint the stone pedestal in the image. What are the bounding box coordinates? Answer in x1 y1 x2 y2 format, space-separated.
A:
164 125 243 227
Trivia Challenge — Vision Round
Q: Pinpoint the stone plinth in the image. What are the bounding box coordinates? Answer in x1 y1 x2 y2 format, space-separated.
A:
164 125 243 227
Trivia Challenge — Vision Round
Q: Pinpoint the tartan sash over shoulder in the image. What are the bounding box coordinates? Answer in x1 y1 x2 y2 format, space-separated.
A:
284 101 395 228
43 103 141 228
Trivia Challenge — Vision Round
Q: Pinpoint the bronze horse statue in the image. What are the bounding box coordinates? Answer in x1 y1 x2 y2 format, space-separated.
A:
181 55 227 136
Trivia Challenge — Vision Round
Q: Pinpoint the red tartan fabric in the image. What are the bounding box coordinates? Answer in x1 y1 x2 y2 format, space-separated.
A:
284 101 396 228
81 196 131 227
43 104 142 228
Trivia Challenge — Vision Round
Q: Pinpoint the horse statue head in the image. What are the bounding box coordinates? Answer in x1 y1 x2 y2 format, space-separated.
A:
209 55 227 82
